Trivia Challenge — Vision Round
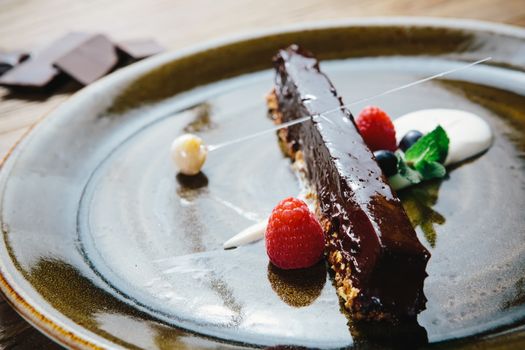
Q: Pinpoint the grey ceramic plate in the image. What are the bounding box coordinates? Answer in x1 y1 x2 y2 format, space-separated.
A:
0 18 525 350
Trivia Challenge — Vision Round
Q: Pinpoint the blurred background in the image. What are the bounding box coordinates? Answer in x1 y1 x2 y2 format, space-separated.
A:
2 0 525 51
0 0 524 157
0 0 524 348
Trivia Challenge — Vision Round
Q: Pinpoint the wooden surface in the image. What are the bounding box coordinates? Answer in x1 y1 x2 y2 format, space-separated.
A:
0 0 524 348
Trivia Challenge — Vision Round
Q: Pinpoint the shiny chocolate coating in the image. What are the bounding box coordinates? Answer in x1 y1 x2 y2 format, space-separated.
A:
273 45 430 320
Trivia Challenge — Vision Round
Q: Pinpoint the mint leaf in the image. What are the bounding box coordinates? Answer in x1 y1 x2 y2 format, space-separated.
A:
417 160 446 180
405 126 449 169
390 127 450 189
396 151 421 184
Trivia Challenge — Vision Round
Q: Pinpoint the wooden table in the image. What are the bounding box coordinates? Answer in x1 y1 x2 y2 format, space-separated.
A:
0 0 524 348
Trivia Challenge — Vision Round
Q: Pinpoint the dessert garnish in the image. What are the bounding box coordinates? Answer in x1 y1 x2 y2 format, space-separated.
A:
395 108 493 166
372 150 397 177
395 125 449 184
222 104 492 247
223 220 266 249
355 106 397 152
222 78 492 249
170 133 208 175
390 108 493 190
265 197 324 270
355 105 451 190
399 130 424 152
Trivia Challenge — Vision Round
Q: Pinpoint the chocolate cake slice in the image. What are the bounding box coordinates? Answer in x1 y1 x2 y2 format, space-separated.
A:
268 45 430 322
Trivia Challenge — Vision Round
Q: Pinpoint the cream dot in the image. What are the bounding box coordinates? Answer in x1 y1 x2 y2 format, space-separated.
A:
170 134 208 175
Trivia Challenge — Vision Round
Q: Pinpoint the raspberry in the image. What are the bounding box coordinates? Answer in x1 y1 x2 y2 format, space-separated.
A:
356 106 397 152
265 197 325 270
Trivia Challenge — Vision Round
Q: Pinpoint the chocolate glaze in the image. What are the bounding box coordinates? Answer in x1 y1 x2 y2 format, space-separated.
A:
271 45 430 321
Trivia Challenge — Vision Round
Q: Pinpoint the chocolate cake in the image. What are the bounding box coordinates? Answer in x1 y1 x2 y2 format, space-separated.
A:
267 45 430 322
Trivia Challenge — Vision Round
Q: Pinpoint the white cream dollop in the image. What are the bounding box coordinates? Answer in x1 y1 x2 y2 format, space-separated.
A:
170 134 208 175
394 108 493 166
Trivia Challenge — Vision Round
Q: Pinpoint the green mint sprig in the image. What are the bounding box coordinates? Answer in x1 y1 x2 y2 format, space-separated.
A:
416 160 447 180
396 151 421 184
392 126 450 187
404 125 449 180
405 125 449 166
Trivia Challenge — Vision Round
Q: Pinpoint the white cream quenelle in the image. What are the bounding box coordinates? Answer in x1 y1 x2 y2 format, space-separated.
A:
223 108 494 249
170 134 208 175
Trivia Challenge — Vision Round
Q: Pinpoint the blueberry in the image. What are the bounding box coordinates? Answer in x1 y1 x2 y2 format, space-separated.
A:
374 150 398 177
399 130 424 152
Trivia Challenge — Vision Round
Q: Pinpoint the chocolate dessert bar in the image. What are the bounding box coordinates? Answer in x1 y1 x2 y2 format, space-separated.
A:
268 45 430 321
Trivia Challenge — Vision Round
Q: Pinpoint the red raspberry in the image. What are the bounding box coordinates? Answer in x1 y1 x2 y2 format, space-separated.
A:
265 197 325 270
356 106 397 152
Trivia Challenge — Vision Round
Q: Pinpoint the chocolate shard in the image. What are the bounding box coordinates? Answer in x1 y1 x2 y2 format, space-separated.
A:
116 38 165 60
54 34 118 85
269 45 430 322
0 33 161 90
0 32 93 88
0 60 58 87
0 51 29 76
35 32 95 63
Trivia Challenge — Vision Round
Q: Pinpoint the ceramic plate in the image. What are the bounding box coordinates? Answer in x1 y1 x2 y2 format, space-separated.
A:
0 18 524 349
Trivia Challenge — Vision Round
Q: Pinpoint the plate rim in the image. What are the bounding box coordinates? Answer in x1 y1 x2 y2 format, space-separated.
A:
1 17 525 350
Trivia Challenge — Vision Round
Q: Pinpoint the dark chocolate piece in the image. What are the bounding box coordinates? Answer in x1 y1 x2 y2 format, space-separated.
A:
0 33 161 90
116 38 165 60
0 32 93 88
0 51 28 76
269 45 430 321
0 60 58 87
35 32 94 63
54 34 118 85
